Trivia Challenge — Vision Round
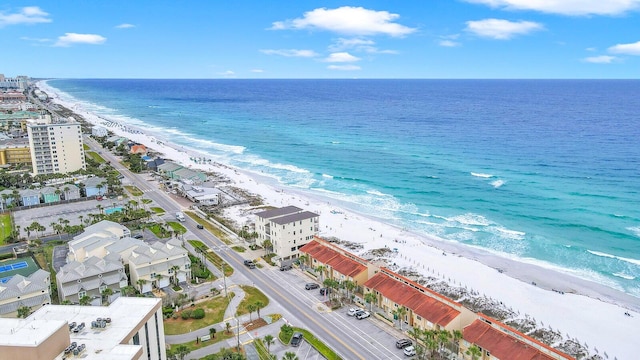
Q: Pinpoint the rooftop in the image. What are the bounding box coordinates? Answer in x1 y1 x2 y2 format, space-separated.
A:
270 210 319 225
300 240 367 278
254 205 302 219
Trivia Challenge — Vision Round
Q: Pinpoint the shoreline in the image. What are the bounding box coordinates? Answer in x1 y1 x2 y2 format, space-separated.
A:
39 80 640 358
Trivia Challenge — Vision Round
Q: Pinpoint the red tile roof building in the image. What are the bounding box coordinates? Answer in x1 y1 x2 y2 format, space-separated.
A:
299 237 372 286
462 315 573 360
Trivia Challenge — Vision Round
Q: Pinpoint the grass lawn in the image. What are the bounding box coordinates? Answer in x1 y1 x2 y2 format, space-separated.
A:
164 294 233 335
124 185 144 196
167 221 187 234
141 198 152 204
188 240 234 277
148 223 171 238
86 151 106 163
231 246 245 252
185 212 232 244
0 214 11 245
235 285 269 317
150 207 165 214
167 330 237 353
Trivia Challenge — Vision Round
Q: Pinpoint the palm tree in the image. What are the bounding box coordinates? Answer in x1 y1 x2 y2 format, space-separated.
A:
101 287 114 304
171 265 181 286
451 330 463 356
315 265 325 283
394 306 408 330
342 280 356 303
136 279 148 292
247 303 257 321
466 344 482 360
63 186 70 200
225 321 231 334
121 285 136 297
17 305 31 318
364 292 377 311
262 239 272 255
282 352 298 360
438 330 452 357
209 327 217 339
174 344 191 360
298 254 309 270
255 300 264 318
79 295 91 306
263 334 274 354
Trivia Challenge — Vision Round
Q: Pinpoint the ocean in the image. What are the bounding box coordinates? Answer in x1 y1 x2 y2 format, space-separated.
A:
46 79 640 296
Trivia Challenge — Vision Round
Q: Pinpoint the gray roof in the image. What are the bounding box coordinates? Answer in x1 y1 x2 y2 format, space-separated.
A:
271 211 319 225
157 162 183 172
0 269 50 301
0 293 50 315
128 239 187 265
57 255 123 283
255 206 303 219
19 188 40 197
83 176 107 187
105 237 145 257
40 186 58 195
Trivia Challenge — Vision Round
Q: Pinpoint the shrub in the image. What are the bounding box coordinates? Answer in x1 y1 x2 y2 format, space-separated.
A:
162 307 174 317
181 310 192 320
191 308 205 319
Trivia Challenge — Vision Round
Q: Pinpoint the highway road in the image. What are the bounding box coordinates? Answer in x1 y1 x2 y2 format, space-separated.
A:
83 136 406 359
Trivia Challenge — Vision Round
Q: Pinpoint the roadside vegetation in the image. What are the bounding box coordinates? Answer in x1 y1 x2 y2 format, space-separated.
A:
279 325 341 360
163 293 233 335
235 285 269 317
189 240 234 276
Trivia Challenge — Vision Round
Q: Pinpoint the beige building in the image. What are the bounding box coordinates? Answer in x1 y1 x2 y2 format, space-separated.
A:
128 239 191 293
255 205 319 261
0 269 51 318
0 297 166 360
27 117 86 175
0 138 31 165
56 254 127 305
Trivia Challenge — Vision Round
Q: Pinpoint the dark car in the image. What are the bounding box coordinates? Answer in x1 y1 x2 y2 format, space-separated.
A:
396 338 412 349
319 288 332 296
279 264 292 271
291 332 303 347
244 260 256 269
133 234 143 239
305 283 319 290
196 224 204 229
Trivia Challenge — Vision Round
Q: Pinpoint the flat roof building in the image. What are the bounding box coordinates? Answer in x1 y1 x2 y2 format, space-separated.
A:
0 297 166 360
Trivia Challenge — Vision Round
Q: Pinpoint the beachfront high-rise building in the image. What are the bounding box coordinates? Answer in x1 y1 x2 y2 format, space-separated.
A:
26 117 86 175
0 297 166 360
255 206 320 261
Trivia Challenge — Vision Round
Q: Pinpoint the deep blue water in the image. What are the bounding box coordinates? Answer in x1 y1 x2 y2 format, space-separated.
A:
47 79 640 296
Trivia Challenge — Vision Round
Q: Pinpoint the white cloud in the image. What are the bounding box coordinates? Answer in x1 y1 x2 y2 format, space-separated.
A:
260 49 318 57
465 18 544 40
250 69 264 73
439 40 461 47
21 36 51 43
219 70 235 77
116 23 135 29
585 47 597 52
464 0 640 16
271 6 416 37
608 40 640 55
583 55 617 63
54 33 107 47
329 38 397 54
0 6 51 27
327 65 362 71
323 52 361 62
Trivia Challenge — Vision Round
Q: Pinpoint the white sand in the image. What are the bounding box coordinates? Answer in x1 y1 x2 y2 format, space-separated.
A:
41 81 638 359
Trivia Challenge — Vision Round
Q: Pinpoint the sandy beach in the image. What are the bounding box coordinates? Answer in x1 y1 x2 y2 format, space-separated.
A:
41 81 639 359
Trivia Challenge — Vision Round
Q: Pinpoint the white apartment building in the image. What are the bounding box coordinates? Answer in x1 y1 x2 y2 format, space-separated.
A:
0 297 166 360
255 206 320 261
0 269 51 318
27 117 86 175
128 239 191 293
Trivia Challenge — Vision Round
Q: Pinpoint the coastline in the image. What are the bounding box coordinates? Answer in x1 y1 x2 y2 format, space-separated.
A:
39 80 639 358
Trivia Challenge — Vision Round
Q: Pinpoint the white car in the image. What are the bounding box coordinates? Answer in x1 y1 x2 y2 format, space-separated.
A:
356 311 371 319
347 308 359 316
403 345 416 356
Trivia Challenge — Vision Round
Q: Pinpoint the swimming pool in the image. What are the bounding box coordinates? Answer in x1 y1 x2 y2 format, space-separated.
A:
104 206 123 215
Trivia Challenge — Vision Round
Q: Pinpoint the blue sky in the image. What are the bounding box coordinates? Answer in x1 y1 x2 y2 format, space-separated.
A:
1 1 640 78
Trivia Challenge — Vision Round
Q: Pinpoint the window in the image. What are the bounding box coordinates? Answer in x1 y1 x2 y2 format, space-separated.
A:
168 268 173 274
185 263 190 269
78 291 86 299
99 285 107 292
150 272 156 278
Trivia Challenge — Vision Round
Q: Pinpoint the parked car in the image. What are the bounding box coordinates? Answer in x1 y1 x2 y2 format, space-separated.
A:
291 332 303 347
279 264 292 271
305 283 319 290
396 338 412 349
404 345 416 356
133 234 143 239
196 224 204 229
347 308 360 316
353 309 366 317
356 311 371 320
243 260 256 269
319 288 332 296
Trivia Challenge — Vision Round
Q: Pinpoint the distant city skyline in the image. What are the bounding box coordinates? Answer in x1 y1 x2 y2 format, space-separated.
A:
1 1 639 79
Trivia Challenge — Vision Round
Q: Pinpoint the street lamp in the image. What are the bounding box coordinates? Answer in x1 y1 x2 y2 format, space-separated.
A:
235 317 241 351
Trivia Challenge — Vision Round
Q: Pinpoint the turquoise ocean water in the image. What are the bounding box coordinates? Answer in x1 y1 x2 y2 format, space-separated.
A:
46 79 640 296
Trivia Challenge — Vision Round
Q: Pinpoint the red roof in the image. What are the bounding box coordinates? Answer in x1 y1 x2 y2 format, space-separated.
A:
130 144 147 154
364 272 460 327
464 319 572 360
299 240 367 278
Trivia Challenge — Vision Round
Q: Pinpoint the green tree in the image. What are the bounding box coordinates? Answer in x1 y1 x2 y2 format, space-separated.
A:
254 300 264 318
209 327 217 339
364 292 377 311
393 306 408 330
173 344 191 360
247 303 257 321
342 280 356 303
261 239 272 255
263 334 274 354
451 329 463 356
79 295 91 306
17 305 31 318
101 287 114 304
282 352 298 360
315 265 326 283
225 321 231 334
466 344 482 360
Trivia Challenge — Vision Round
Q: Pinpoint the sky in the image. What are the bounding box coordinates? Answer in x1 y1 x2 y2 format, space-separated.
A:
1 1 640 79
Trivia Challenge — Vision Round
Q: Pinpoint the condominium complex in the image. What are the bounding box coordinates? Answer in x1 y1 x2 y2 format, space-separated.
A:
255 206 320 261
0 297 166 360
26 117 86 175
